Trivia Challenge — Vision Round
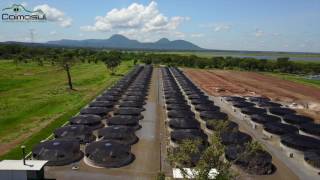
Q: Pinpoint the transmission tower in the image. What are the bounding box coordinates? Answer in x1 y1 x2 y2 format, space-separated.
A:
30 29 35 43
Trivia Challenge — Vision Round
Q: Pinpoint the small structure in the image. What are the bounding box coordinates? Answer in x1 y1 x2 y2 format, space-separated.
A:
0 160 47 180
172 168 218 179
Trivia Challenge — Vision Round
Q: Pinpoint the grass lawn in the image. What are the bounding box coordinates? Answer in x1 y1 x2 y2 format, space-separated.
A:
265 72 320 89
0 60 133 160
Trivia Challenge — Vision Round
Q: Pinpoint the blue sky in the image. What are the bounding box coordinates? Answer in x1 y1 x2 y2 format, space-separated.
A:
1 0 319 52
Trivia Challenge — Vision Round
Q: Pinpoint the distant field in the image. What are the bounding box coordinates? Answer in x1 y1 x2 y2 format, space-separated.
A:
154 51 320 61
265 73 320 89
0 60 133 159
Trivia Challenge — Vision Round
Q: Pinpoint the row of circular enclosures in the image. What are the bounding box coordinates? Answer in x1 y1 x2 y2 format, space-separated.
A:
222 94 320 170
32 65 153 168
161 67 274 175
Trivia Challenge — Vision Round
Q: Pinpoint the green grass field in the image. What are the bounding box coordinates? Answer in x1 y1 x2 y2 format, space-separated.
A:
265 73 320 89
0 60 133 160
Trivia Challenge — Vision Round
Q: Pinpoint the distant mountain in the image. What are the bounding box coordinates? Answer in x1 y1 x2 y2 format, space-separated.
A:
46 34 204 51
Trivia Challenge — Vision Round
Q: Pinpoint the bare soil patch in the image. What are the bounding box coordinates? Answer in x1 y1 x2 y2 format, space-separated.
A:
184 69 320 123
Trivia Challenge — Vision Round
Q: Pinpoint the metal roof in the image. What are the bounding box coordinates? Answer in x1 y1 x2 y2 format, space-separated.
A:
0 160 47 171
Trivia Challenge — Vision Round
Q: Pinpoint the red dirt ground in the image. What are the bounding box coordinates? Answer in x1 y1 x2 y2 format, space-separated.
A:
183 69 320 123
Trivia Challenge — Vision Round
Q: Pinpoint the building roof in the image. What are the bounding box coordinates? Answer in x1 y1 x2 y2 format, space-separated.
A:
0 160 47 171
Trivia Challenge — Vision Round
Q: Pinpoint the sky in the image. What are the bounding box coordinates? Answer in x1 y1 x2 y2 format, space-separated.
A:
0 0 319 52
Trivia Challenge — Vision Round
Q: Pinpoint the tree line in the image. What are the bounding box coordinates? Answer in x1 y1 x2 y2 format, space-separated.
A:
140 53 320 74
1 44 320 76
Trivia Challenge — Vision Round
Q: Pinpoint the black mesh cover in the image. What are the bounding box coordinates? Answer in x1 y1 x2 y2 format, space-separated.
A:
250 114 281 125
85 140 135 168
97 126 138 145
32 139 83 166
170 129 208 145
221 131 252 145
299 123 320 136
263 122 298 135
281 134 320 151
304 150 320 169
80 107 112 117
54 125 95 144
199 111 228 121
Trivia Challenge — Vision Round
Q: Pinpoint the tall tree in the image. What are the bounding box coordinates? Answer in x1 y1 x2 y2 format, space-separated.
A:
59 50 75 90
100 51 122 75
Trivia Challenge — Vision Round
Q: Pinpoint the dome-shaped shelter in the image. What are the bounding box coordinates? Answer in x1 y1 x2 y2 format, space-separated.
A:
187 94 208 100
221 131 252 145
164 93 184 99
119 101 145 109
269 107 296 116
168 110 195 118
32 139 83 166
80 107 112 117
223 96 246 102
304 150 320 169
206 120 239 132
107 115 141 130
250 114 281 125
165 98 187 104
263 122 298 136
247 96 270 102
170 129 208 145
114 107 144 116
282 114 314 126
89 101 114 108
69 115 104 130
54 125 95 144
281 134 320 151
240 107 266 115
125 91 147 96
190 99 212 105
194 104 219 112
184 90 204 96
85 140 135 168
122 96 146 103
299 123 320 138
169 118 200 129
97 126 138 145
256 101 282 108
101 90 122 97
199 111 228 121
230 101 255 108
96 95 119 102
166 104 190 111
225 144 274 175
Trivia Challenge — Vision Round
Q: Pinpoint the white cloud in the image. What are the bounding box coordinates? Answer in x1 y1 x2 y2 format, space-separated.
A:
34 4 72 27
81 1 188 39
214 24 231 32
254 28 264 37
49 31 57 35
21 2 28 7
200 23 231 32
272 33 280 36
190 33 204 38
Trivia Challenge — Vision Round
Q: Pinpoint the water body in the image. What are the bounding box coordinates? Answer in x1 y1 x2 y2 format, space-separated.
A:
211 55 320 61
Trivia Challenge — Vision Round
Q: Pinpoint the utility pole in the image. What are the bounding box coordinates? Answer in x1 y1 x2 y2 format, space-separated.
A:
30 29 34 43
